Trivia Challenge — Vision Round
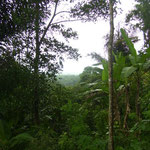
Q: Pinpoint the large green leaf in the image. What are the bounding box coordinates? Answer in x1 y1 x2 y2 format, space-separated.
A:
113 63 121 80
129 55 136 65
121 29 137 58
143 59 150 69
113 52 126 81
93 62 102 66
121 66 137 78
102 70 108 81
101 59 108 81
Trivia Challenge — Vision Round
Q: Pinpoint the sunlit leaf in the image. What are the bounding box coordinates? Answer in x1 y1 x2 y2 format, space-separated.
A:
121 66 137 78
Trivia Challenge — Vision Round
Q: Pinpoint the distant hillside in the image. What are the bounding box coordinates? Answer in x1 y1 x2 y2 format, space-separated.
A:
57 75 80 86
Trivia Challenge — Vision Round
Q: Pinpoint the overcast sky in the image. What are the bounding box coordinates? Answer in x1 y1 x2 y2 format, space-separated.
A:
60 0 139 75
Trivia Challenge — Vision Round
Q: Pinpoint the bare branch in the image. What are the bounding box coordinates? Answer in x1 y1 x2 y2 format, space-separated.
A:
55 11 71 16
39 0 59 45
52 19 83 25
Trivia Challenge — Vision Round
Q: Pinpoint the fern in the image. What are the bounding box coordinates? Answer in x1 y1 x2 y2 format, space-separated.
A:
9 133 34 150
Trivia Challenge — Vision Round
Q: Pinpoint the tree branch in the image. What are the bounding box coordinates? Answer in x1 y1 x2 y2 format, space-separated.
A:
39 0 59 45
52 19 83 25
55 11 71 16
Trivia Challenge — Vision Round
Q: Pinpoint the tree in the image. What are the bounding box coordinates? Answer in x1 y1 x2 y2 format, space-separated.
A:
32 0 80 124
126 0 150 47
0 0 36 40
72 1 119 149
1 0 80 124
0 52 34 127
108 0 114 149
79 66 102 83
72 0 109 21
57 75 80 86
121 28 150 121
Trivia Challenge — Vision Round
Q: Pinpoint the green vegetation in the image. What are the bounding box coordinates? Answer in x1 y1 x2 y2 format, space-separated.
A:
1 0 150 150
57 75 80 86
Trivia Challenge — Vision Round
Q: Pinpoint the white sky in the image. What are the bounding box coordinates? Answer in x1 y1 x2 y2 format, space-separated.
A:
60 0 140 75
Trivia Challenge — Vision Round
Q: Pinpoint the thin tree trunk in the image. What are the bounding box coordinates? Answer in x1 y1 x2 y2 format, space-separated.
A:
108 0 114 150
123 86 130 130
32 1 58 125
136 74 141 121
114 93 121 126
33 1 40 125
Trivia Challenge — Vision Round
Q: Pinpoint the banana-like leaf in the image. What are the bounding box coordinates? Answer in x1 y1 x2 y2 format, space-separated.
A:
84 89 103 95
102 70 108 81
121 29 137 59
143 59 150 69
93 62 102 66
102 60 108 81
113 52 126 81
129 55 137 65
139 54 147 63
113 63 121 80
121 66 137 78
117 85 125 91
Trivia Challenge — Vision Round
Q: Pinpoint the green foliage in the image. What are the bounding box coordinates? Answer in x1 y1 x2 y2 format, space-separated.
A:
9 133 33 150
1 1 150 150
0 0 35 40
126 0 150 47
59 99 108 150
0 120 11 149
121 29 137 58
27 126 59 150
121 28 150 78
121 66 137 78
102 59 108 81
0 119 33 150
80 66 102 83
57 75 80 86
72 0 109 21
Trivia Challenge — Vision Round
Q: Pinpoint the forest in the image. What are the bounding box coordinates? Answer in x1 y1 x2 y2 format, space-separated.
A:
0 0 150 150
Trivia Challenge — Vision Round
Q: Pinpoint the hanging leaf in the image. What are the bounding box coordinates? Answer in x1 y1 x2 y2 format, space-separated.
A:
121 66 137 78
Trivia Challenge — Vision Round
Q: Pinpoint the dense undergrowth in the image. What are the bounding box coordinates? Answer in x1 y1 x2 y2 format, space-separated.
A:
1 33 150 150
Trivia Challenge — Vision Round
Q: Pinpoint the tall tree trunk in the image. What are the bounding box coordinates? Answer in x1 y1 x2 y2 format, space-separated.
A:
32 0 58 125
136 73 141 121
33 1 40 125
123 85 130 130
113 93 121 126
108 0 114 150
